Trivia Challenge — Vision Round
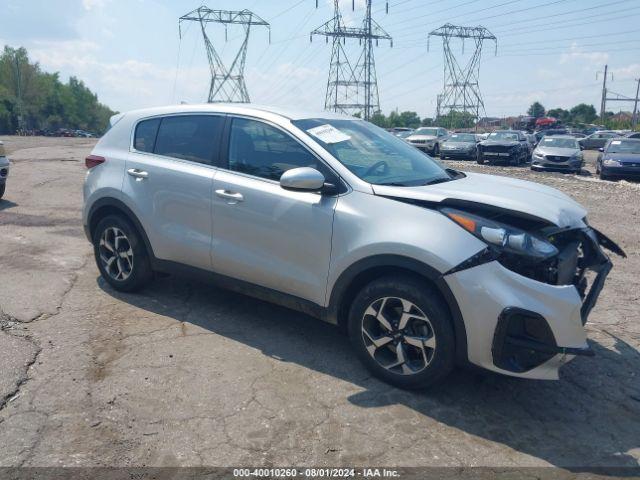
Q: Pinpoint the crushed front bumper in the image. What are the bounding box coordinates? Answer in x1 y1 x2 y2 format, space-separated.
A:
443 226 621 379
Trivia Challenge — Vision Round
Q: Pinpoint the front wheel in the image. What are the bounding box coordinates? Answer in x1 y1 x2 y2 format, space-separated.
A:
0 183 5 199
433 143 439 157
93 214 153 292
347 275 455 390
476 153 485 165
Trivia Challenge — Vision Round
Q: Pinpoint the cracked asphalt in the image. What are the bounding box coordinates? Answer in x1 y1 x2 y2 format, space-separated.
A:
0 136 638 470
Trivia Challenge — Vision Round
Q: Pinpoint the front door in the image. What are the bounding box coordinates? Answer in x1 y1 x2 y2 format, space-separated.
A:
211 117 337 306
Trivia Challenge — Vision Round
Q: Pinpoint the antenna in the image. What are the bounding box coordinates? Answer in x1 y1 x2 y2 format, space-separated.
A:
179 7 270 103
311 0 392 120
428 23 497 127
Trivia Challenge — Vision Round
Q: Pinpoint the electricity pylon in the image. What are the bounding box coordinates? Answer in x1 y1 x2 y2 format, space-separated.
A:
179 7 270 103
428 23 497 124
311 0 392 120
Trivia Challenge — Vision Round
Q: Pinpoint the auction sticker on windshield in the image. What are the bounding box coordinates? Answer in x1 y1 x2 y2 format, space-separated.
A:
307 124 351 144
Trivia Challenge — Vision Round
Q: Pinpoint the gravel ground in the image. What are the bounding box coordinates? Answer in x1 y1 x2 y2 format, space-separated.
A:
0 136 638 470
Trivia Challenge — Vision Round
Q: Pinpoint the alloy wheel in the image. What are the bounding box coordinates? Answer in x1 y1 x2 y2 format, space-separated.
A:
99 226 134 281
361 296 436 375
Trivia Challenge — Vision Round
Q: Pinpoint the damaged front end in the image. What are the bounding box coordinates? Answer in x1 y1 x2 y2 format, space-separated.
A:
440 203 625 375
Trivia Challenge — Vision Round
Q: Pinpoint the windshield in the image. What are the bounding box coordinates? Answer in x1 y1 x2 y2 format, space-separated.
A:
413 127 438 136
488 131 518 141
294 118 451 186
607 140 640 154
539 137 578 149
446 133 476 143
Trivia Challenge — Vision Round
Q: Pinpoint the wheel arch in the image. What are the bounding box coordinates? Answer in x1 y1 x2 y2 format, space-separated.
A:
326 254 468 365
87 197 155 259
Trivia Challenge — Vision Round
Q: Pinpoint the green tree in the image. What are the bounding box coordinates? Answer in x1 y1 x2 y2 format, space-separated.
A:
369 111 388 128
0 46 115 134
527 101 545 118
399 111 421 128
546 107 569 122
569 103 597 124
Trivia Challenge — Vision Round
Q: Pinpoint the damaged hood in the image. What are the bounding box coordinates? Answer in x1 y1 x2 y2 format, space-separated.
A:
372 172 587 228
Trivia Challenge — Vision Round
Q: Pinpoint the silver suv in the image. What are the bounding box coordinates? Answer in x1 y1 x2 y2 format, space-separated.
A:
83 104 623 389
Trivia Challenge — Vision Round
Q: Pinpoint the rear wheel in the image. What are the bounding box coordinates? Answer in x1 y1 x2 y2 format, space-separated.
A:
347 275 455 390
93 214 153 292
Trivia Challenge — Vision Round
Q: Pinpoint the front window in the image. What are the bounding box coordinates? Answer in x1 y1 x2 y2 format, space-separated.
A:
294 118 452 186
488 131 519 141
539 137 579 149
446 133 476 143
607 140 640 154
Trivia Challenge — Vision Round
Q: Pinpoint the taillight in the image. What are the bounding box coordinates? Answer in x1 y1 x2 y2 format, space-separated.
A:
85 155 105 169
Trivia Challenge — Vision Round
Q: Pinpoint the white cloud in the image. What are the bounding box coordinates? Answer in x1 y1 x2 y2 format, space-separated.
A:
82 0 109 11
559 42 609 67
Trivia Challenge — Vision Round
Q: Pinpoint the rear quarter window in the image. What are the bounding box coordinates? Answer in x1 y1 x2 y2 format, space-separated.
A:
134 118 160 153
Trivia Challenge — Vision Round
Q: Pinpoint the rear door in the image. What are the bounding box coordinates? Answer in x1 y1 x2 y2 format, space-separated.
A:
123 114 224 270
211 116 338 305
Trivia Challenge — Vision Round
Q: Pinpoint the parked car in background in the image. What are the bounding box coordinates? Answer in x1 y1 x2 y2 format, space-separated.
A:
0 141 9 199
568 132 586 139
477 130 529 165
394 129 414 140
83 103 623 388
579 131 618 150
406 127 448 156
625 132 640 139
531 135 583 174
534 128 568 142
522 132 536 154
440 133 479 160
596 138 640 180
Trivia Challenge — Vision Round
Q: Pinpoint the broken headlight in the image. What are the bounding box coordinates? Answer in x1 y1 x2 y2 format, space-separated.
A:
442 207 558 260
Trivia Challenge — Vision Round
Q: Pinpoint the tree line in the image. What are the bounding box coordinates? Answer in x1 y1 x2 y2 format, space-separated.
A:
0 46 115 135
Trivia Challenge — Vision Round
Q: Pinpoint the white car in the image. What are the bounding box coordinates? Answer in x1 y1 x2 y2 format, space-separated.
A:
405 127 449 156
82 104 623 389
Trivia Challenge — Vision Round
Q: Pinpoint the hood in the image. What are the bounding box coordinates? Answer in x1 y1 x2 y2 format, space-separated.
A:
408 134 437 141
606 152 640 163
535 146 579 156
481 140 520 147
372 172 587 228
442 141 475 148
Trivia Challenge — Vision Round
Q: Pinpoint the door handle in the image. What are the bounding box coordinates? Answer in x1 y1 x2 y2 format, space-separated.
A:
215 189 244 203
127 168 149 180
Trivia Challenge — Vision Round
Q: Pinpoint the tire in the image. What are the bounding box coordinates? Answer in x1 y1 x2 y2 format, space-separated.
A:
476 153 485 165
599 170 609 181
433 143 439 157
0 183 5 199
347 275 455 390
93 214 153 292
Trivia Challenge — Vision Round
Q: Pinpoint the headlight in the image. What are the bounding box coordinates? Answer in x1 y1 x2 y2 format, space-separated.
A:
603 159 621 166
442 208 558 260
533 152 544 159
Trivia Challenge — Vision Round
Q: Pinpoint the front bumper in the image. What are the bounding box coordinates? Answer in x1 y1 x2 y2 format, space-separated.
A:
481 150 519 162
532 157 582 170
0 156 9 183
601 164 640 178
409 142 436 153
441 149 475 159
443 227 616 379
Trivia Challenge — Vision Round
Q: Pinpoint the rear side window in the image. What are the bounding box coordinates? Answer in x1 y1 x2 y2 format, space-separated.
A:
134 118 160 153
153 115 223 164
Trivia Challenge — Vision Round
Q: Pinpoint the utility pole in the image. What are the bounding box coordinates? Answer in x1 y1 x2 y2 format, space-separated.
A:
179 7 270 103
597 65 612 124
311 0 392 120
632 78 640 128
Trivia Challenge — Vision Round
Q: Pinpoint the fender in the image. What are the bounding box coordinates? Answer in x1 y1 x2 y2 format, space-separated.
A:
326 254 469 365
86 197 156 260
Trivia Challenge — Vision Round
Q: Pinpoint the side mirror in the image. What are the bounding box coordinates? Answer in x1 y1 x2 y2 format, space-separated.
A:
280 167 326 192
598 147 604 152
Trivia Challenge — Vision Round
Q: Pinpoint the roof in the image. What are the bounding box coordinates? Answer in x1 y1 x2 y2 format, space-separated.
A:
119 103 352 122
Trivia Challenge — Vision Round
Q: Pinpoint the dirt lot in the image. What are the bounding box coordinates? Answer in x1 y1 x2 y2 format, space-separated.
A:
0 136 638 469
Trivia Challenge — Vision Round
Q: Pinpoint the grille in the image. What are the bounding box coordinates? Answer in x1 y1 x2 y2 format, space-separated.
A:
410 139 426 144
482 145 514 153
546 155 570 162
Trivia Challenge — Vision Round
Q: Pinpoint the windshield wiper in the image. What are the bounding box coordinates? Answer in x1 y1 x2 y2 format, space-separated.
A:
422 177 452 186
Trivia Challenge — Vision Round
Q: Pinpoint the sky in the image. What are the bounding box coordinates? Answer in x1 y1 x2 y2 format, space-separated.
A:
2 0 640 119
